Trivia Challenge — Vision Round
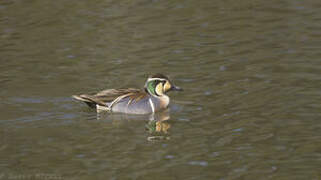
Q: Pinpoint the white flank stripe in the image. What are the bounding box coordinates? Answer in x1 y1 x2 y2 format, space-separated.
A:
149 98 155 113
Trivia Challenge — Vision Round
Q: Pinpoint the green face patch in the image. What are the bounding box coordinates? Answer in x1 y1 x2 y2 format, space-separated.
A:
147 80 157 95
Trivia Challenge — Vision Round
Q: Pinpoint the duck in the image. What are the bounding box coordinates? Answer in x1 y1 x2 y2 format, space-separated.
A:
72 74 183 114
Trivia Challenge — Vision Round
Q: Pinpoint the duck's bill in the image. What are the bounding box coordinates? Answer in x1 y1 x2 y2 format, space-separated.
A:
171 85 183 91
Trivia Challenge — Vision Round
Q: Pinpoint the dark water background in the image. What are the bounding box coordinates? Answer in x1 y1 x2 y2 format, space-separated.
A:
1 0 321 179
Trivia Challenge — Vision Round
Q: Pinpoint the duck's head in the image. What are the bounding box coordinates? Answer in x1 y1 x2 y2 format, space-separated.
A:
144 73 183 97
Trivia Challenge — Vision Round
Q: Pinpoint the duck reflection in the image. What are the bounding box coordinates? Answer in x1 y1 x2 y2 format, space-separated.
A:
145 110 171 141
96 110 171 141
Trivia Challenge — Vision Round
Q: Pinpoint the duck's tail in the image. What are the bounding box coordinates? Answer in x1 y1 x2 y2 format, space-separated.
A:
72 95 97 108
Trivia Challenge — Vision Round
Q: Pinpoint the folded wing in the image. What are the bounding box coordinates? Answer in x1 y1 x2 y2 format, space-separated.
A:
72 88 145 108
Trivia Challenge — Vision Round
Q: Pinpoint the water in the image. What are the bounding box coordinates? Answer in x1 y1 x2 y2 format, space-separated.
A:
1 0 321 179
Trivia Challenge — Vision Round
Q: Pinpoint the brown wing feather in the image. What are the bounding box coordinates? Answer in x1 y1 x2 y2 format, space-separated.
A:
128 91 148 103
72 88 145 108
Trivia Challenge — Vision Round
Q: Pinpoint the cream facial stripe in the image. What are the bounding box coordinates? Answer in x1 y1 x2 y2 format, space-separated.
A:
148 98 155 113
155 83 164 96
164 81 171 92
147 78 166 82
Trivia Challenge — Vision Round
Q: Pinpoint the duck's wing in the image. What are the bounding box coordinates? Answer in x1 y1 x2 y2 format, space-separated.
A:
72 88 147 108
